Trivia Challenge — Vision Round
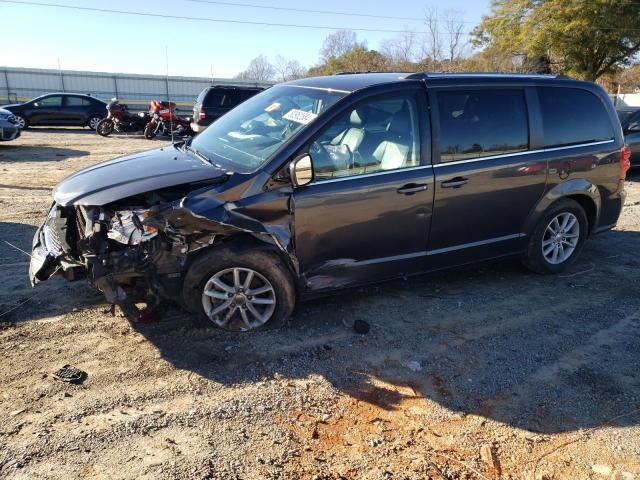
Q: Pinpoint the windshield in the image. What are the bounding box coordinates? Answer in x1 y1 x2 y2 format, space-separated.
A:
190 85 346 173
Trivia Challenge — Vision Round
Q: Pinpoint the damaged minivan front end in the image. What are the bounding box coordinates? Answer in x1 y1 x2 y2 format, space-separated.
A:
29 144 247 305
29 82 348 330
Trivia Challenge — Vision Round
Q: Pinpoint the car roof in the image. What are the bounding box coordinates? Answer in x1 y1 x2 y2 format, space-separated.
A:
284 72 588 93
34 93 104 101
617 107 640 112
207 85 263 90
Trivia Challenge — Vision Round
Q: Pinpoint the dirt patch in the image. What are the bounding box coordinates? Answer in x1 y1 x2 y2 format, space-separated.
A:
1 129 640 479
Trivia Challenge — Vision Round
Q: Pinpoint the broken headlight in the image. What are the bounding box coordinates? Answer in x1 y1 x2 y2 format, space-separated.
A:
107 209 158 245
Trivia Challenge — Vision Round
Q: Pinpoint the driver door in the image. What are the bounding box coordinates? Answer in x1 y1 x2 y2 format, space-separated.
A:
292 88 434 292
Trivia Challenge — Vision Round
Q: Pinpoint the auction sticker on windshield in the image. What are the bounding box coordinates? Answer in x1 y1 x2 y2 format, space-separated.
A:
282 109 317 125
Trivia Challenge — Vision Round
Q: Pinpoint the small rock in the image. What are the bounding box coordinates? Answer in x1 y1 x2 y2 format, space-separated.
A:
592 464 612 476
404 360 422 372
611 471 635 480
480 444 501 473
9 409 25 417
321 414 331 423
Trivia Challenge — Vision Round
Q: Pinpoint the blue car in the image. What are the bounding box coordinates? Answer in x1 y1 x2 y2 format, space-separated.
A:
0 108 21 141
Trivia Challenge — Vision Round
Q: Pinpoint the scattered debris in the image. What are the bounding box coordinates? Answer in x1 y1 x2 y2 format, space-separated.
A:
9 409 25 417
480 444 501 474
52 365 87 384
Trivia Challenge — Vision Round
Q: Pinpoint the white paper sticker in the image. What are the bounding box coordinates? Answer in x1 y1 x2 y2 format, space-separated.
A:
282 109 317 125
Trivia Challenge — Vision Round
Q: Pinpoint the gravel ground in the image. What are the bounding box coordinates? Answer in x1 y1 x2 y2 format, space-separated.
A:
1 129 639 480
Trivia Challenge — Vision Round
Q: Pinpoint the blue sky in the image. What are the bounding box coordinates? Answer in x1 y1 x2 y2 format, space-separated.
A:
2 0 490 78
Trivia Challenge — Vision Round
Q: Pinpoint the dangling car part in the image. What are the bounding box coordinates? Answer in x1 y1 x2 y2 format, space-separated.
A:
96 99 150 137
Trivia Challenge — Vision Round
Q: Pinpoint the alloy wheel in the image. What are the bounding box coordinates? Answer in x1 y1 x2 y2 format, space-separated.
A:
89 116 101 130
541 212 580 265
14 115 26 129
201 267 276 331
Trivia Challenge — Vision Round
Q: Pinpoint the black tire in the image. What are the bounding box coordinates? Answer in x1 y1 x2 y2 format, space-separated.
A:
183 246 295 332
14 114 28 129
96 119 114 137
144 126 156 140
87 115 102 130
522 198 588 274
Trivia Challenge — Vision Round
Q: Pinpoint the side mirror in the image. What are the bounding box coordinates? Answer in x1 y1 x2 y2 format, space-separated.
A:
289 154 314 187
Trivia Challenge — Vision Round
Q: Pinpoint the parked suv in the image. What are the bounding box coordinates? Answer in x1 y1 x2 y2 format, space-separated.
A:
617 108 640 165
2 93 106 130
30 73 629 332
191 85 264 133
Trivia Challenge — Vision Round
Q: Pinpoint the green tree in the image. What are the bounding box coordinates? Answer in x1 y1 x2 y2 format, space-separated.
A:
312 47 388 76
472 0 640 80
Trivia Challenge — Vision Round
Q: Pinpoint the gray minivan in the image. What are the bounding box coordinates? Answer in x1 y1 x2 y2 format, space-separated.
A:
30 73 629 332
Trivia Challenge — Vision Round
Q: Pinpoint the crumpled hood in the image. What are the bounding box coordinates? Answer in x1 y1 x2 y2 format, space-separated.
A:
54 146 227 206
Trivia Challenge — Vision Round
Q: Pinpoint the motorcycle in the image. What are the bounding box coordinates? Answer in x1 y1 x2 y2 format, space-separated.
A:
96 99 150 137
144 100 193 140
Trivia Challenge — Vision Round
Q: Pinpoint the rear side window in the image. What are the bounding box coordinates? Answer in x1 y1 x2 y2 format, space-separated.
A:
538 87 614 148
65 96 91 106
437 89 529 162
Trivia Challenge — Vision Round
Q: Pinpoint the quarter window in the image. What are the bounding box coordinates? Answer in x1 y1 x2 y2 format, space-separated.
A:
538 87 614 148
65 96 91 106
311 95 421 181
437 89 529 162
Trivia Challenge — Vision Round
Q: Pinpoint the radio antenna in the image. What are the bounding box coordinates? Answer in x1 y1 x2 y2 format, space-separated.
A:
166 45 175 144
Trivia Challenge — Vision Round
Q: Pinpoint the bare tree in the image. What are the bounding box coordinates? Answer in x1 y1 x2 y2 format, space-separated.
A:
423 7 442 70
320 30 365 61
442 9 467 65
274 55 306 82
380 30 418 68
235 54 275 81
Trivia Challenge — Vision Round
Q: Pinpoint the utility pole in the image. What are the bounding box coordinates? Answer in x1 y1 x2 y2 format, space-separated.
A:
57 57 65 92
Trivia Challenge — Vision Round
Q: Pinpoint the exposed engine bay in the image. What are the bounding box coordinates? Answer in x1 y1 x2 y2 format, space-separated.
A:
29 176 295 309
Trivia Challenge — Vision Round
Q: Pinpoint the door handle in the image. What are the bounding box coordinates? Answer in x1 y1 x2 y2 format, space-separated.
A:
397 183 428 195
441 177 469 188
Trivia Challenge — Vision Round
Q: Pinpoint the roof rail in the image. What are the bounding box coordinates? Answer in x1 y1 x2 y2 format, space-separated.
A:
334 71 391 75
404 72 564 80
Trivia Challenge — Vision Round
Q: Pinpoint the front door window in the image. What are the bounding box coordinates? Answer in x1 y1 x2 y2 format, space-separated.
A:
310 95 421 181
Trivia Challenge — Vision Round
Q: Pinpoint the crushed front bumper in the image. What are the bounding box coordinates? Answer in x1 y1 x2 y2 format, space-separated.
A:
29 205 76 286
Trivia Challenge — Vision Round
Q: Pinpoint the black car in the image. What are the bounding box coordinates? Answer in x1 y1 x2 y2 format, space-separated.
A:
191 85 264 133
2 93 107 130
617 107 640 165
30 73 628 332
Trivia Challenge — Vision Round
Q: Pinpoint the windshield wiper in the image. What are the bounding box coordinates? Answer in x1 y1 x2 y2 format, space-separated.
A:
186 145 211 164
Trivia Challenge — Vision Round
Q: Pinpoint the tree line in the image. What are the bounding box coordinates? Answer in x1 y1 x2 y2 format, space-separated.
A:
235 0 640 91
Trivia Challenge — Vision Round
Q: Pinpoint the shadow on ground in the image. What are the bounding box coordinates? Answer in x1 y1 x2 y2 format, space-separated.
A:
3 218 640 435
0 144 90 162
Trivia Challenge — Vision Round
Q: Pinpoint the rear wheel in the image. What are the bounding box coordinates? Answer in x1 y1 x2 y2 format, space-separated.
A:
87 115 102 130
522 198 588 274
183 247 295 331
96 119 114 137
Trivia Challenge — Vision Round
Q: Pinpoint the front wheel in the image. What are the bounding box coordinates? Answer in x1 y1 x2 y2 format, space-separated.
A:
522 198 588 274
183 247 295 331
96 119 114 137
143 125 157 139
14 114 28 129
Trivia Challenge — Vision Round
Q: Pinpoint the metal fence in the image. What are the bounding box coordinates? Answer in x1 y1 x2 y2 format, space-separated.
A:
0 66 273 110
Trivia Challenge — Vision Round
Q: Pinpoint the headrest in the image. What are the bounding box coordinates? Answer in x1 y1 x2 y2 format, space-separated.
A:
388 107 411 135
350 108 365 126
